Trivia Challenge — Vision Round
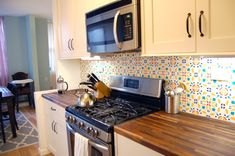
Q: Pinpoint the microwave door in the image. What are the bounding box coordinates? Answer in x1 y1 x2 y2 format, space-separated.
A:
86 3 138 53
87 18 119 53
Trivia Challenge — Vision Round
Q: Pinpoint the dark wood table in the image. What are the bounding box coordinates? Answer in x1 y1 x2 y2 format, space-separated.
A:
0 86 17 137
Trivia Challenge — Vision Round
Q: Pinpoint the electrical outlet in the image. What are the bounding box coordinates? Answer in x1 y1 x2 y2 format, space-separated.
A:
211 58 232 81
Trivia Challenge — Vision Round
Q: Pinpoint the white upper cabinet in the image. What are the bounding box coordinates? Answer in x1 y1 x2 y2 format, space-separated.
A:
86 0 119 12
54 0 90 59
141 0 196 55
196 0 235 53
142 0 235 56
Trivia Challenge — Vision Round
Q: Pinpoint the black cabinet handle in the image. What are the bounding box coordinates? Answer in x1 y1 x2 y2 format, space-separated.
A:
68 39 71 51
51 106 56 111
199 11 204 37
186 13 192 38
53 122 58 134
71 38 74 50
51 121 54 131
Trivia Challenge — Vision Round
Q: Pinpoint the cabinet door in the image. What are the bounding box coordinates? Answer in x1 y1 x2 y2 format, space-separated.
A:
196 0 235 53
57 0 90 59
115 133 164 156
75 0 90 58
45 102 57 154
54 118 69 156
58 0 78 58
141 0 195 55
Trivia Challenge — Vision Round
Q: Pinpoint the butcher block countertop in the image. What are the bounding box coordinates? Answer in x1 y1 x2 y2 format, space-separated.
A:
42 90 80 108
115 111 235 156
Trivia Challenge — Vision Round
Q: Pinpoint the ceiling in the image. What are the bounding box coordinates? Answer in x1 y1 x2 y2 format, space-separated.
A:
0 0 52 19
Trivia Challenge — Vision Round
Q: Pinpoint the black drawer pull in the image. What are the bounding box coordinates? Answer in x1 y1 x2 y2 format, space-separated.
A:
51 107 56 111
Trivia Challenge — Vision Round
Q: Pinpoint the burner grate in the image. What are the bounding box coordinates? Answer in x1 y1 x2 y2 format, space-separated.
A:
72 97 152 125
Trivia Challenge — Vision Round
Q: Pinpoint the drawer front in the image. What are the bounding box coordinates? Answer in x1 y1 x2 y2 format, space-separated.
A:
45 99 66 121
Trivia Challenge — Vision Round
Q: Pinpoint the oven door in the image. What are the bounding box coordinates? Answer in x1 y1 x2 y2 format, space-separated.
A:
66 123 112 156
88 140 111 156
86 3 139 53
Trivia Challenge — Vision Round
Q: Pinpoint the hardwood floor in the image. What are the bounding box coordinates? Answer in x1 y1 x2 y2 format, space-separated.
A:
1 105 54 156
20 105 37 127
1 144 53 156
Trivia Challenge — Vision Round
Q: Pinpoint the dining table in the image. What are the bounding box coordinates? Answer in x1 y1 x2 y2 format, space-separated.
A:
0 86 17 137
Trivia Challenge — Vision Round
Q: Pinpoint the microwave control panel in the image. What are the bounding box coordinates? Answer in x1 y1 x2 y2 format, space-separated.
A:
122 13 133 41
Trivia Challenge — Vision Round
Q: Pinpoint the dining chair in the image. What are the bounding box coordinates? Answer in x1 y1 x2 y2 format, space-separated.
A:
8 72 34 112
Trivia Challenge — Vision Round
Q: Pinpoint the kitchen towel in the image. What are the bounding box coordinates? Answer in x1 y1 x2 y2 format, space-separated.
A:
74 133 89 156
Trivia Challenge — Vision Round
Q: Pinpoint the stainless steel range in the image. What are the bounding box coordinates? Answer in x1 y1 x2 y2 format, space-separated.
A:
65 76 165 156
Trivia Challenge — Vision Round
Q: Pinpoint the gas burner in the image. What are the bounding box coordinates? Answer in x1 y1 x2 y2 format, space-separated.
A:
71 97 152 125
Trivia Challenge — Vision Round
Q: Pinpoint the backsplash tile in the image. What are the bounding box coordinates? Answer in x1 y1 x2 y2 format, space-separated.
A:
80 52 235 122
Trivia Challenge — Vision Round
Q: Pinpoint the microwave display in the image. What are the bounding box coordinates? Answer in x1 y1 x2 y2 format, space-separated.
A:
122 13 133 41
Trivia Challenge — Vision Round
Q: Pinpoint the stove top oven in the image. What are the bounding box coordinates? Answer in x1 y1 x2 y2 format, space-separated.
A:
65 76 165 156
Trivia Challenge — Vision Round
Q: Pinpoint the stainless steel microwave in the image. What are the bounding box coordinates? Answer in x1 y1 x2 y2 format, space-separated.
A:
86 0 140 53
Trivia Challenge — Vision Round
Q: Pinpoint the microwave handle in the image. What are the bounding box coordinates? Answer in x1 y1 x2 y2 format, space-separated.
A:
113 10 122 50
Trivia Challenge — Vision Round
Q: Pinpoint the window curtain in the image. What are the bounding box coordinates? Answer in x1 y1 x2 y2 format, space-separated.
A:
48 21 56 89
0 17 8 86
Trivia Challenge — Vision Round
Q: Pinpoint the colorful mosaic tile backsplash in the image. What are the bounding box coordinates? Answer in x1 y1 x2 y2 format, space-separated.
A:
80 52 235 123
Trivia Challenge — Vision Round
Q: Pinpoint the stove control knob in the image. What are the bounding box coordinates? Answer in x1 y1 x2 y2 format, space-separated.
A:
78 122 84 128
71 117 76 124
67 116 72 122
93 129 99 137
65 116 70 121
87 127 93 133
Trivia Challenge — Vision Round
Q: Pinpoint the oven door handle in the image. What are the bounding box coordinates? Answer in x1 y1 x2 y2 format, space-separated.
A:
89 140 109 151
113 10 122 50
66 123 75 135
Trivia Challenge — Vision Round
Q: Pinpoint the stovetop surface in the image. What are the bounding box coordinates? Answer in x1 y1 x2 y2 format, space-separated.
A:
67 97 152 123
66 90 164 132
66 98 160 132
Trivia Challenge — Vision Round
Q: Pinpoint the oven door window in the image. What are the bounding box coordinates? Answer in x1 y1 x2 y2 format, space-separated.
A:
88 140 111 156
91 146 103 156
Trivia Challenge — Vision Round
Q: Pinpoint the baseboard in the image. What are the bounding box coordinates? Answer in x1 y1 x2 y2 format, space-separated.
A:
38 147 50 156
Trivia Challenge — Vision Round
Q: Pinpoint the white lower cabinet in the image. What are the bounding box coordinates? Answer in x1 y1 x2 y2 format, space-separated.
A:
115 133 164 156
35 90 69 156
45 100 68 156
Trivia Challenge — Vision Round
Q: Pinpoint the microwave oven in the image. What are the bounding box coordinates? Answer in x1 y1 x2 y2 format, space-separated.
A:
86 0 141 53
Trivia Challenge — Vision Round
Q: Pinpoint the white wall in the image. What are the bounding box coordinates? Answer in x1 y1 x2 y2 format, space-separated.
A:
56 59 81 90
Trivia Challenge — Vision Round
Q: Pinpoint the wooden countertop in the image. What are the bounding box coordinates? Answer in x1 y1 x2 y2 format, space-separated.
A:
42 90 80 108
115 111 235 156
